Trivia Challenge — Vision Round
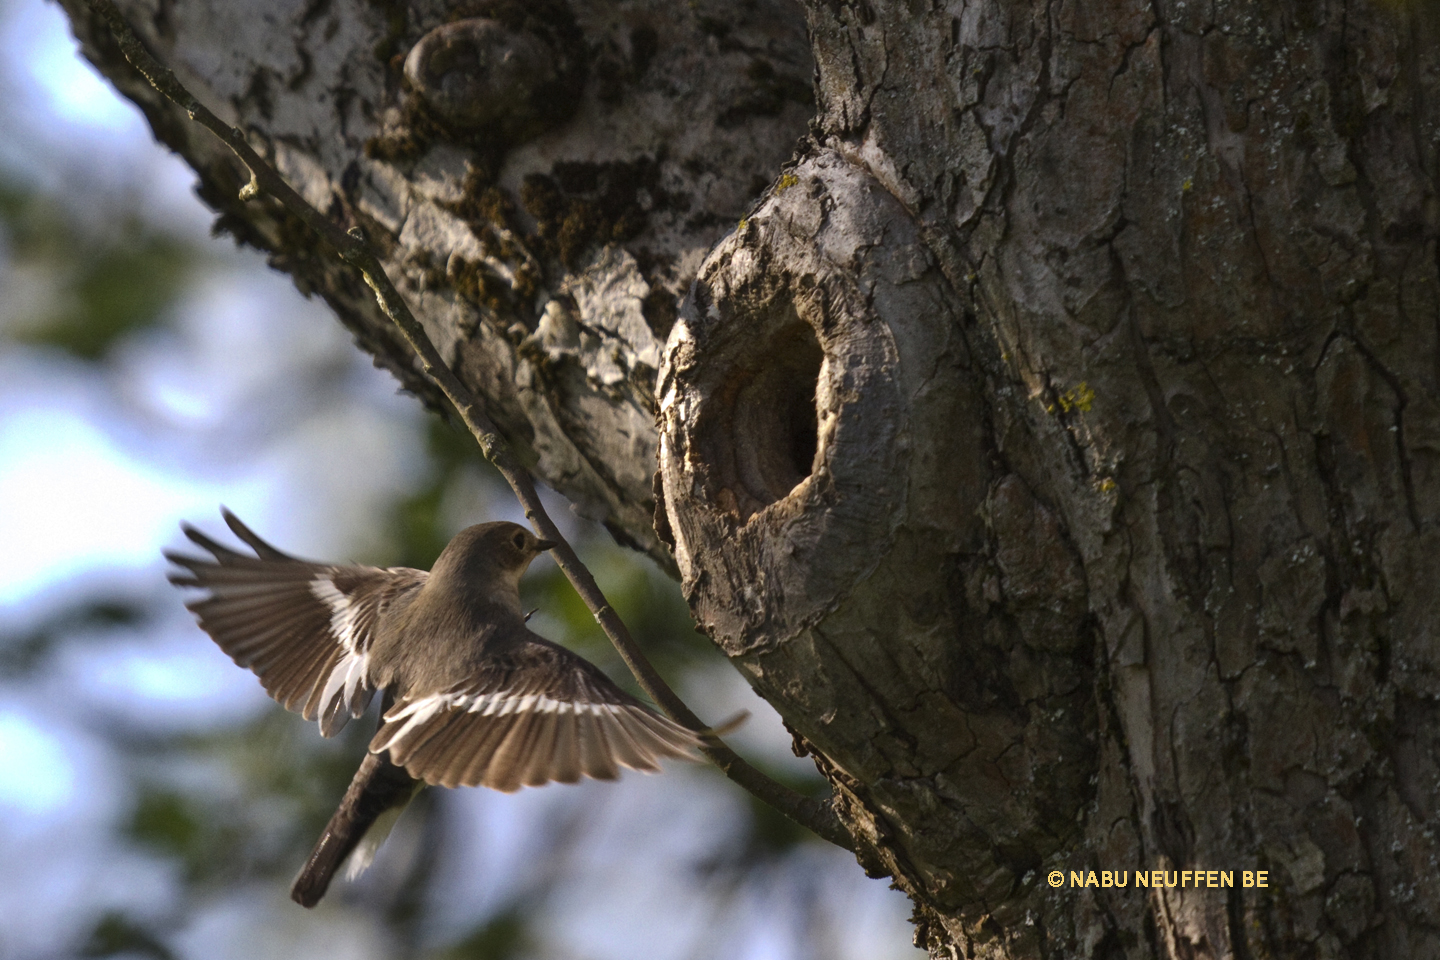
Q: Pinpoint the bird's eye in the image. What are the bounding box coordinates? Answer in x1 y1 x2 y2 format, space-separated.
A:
512 532 527 550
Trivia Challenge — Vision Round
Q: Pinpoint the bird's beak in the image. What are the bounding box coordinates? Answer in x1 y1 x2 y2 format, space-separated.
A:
535 538 558 552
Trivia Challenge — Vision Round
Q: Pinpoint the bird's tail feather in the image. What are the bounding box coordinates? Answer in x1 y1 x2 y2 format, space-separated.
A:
343 799 410 881
697 710 750 739
290 752 420 908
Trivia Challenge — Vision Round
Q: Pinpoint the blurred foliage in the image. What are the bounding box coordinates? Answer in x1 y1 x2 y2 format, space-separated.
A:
123 704 388 887
80 910 176 960
0 176 198 360
0 597 148 677
438 908 528 960
129 789 203 864
390 417 488 570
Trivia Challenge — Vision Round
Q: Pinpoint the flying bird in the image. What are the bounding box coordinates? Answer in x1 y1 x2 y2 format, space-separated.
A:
166 509 708 907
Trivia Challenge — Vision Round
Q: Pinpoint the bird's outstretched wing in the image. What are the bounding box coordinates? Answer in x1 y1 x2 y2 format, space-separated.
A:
165 509 426 737
371 639 702 792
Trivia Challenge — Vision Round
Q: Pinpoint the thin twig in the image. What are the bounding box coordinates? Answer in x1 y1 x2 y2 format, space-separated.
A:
85 0 852 851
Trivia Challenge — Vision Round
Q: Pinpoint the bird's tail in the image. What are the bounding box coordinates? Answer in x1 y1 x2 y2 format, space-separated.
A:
290 752 421 908
697 710 750 739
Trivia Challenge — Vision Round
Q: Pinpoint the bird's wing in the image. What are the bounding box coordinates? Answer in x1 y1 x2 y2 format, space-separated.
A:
165 509 426 737
371 640 702 792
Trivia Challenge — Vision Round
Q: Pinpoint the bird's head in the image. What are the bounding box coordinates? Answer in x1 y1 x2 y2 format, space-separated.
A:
430 522 557 612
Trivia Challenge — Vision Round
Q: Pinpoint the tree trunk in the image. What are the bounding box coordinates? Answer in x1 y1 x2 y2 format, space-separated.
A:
63 0 1440 956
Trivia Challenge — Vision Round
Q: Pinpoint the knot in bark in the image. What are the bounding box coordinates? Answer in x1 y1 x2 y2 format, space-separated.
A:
404 12 582 144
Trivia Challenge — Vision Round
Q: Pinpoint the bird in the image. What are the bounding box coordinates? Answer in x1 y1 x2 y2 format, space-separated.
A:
165 509 710 907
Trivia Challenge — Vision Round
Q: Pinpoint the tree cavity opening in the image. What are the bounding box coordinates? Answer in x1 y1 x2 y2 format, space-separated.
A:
697 306 824 523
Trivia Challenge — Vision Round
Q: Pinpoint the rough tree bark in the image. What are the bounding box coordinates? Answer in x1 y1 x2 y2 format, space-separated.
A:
62 0 1440 957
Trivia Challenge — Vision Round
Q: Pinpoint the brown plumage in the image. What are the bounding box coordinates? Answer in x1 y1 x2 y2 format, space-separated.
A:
166 510 706 907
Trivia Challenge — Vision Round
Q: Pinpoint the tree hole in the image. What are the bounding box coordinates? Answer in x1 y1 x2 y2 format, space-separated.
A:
699 311 824 522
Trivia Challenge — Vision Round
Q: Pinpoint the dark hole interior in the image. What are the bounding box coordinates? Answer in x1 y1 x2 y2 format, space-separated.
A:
713 319 824 519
